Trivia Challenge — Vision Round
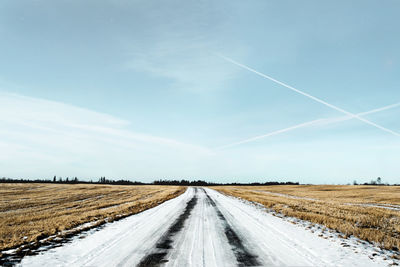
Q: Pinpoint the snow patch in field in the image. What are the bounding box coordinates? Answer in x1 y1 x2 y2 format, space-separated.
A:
253 190 400 211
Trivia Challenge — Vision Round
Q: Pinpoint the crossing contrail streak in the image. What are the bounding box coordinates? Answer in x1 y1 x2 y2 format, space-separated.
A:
218 54 400 138
217 102 400 149
324 102 400 124
354 102 400 116
216 119 324 149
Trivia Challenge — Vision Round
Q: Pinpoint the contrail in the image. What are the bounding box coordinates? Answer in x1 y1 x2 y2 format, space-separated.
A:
216 119 324 149
218 54 400 137
217 102 400 149
352 102 400 116
323 102 400 124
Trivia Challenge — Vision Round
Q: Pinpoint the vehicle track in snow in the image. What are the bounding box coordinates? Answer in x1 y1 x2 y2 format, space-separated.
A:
203 189 260 266
138 190 198 266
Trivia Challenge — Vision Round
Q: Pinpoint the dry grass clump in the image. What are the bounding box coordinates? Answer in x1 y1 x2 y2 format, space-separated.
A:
213 185 400 251
0 183 185 252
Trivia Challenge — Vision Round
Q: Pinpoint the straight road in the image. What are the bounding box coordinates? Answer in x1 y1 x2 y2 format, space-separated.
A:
20 187 384 266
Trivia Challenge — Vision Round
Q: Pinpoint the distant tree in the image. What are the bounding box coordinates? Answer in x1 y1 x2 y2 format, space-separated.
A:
377 177 382 185
53 176 56 182
353 180 358 185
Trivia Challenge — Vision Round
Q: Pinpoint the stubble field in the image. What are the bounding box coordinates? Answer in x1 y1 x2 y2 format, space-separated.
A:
0 183 185 253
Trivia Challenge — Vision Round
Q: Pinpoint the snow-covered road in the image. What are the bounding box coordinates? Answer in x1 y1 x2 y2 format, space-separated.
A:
20 187 386 266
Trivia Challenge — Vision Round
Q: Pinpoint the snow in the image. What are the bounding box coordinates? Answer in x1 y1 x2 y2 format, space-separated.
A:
252 190 318 201
344 202 400 211
253 189 400 211
18 187 397 266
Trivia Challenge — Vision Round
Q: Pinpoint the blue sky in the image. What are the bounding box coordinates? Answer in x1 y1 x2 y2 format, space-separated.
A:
1 0 399 183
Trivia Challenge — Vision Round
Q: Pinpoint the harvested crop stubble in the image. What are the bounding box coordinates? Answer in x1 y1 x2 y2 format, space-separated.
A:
212 185 400 252
0 183 185 252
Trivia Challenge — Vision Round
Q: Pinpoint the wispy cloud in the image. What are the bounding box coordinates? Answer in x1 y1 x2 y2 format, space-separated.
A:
0 93 211 178
122 2 245 92
128 41 242 92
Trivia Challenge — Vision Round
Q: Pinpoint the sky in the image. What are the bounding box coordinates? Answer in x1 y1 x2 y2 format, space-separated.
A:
0 0 399 184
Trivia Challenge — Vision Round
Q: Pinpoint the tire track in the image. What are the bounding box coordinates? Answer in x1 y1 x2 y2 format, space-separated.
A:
138 188 198 267
80 190 192 266
203 189 261 267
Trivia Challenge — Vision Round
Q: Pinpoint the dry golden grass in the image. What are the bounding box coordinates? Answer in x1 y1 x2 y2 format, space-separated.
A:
0 183 185 252
212 185 400 251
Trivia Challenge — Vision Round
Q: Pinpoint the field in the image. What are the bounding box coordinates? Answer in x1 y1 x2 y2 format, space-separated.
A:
212 185 400 252
0 183 185 253
2 185 398 266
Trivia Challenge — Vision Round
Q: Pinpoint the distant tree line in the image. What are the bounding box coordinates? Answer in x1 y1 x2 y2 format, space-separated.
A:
352 177 399 186
0 176 145 185
0 176 300 186
2 176 399 186
152 179 299 186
